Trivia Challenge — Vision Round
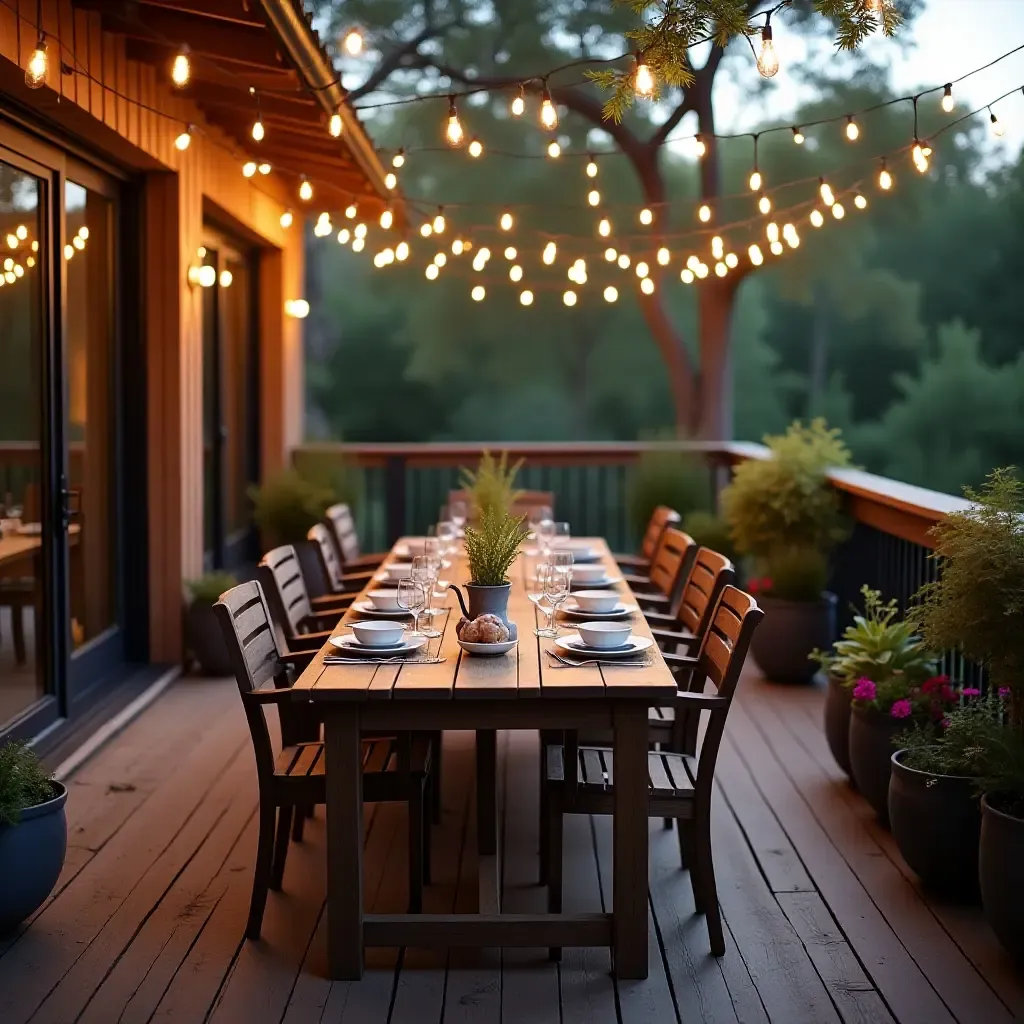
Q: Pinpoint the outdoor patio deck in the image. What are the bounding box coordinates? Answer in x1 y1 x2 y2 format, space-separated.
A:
1 668 1022 1024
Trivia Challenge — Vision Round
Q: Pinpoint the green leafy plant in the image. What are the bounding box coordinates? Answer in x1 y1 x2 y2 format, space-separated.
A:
627 448 710 541
900 692 1007 778
250 469 336 548
721 419 852 600
682 509 735 563
464 506 525 586
0 741 54 827
186 572 238 605
915 468 1024 731
459 450 524 519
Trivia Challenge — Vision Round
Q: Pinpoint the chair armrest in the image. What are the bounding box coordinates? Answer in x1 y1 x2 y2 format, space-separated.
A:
614 553 650 569
651 628 699 648
247 687 295 705
345 552 387 570
281 651 316 674
643 610 677 627
311 593 354 612
675 690 728 710
662 651 699 670
636 591 670 607
620 573 655 590
305 610 346 630
287 629 335 652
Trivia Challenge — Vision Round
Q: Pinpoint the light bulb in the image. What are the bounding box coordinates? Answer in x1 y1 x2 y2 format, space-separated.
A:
299 179 313 201
563 290 577 307
174 129 192 151
446 98 464 147
280 210 293 229
617 253 630 269
392 149 405 168
542 241 557 264
845 117 860 141
242 161 257 178
819 180 835 206
792 127 805 145
258 162 271 175
337 228 350 244
500 211 514 231
715 262 727 278
912 142 929 173
634 54 654 97
172 50 190 87
604 247 617 262
635 261 649 278
511 87 525 117
693 134 706 157
832 202 846 219
345 204 357 219
749 170 762 192
681 269 695 283
504 246 517 260
219 269 233 288
810 209 825 227
469 137 483 158
509 264 523 282
756 25 778 79
604 286 618 302
380 209 393 230
425 264 439 280
941 84 954 113
758 195 772 215
252 118 265 142
639 207 653 226
698 204 712 223
434 252 447 267
385 172 398 190
766 222 780 243
520 289 534 306
433 209 445 233
657 247 670 266
640 277 655 295
452 239 464 255
478 247 490 262
711 236 724 259
879 165 893 191
285 299 310 319
770 240 784 255
990 110 1005 138
343 29 363 55
547 141 561 159
329 112 343 137
472 285 485 301
354 223 367 239
854 193 868 210
726 252 739 268
396 241 409 261
598 218 611 237
352 238 365 253
25 37 48 89
73 236 84 250
586 156 598 178
587 189 601 207
540 88 558 130
18 226 28 240
696 263 709 279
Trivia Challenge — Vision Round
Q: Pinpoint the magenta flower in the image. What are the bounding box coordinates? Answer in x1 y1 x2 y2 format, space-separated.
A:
890 699 913 719
852 678 876 701
999 687 1012 698
962 687 981 698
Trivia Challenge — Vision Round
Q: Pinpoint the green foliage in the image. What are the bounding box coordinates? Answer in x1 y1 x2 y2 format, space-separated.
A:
813 585 936 685
627 448 710 540
250 469 336 548
900 693 1007 779
186 572 238 606
763 546 830 602
459 451 524 519
0 741 53 827
915 469 1024 726
682 510 735 563
721 419 852 564
464 506 526 587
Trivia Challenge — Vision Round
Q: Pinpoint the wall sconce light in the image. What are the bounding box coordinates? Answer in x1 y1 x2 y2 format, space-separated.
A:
285 298 309 319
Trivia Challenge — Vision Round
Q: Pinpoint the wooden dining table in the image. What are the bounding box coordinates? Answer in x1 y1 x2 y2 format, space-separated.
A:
292 536 678 981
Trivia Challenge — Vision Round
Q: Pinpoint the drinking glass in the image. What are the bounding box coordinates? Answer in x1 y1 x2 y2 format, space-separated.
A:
396 578 426 636
412 556 442 637
536 518 555 557
449 499 468 533
528 505 553 539
538 563 570 637
552 521 571 549
436 520 456 558
533 563 557 637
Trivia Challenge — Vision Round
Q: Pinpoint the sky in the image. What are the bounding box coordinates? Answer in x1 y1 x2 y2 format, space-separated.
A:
704 0 1024 160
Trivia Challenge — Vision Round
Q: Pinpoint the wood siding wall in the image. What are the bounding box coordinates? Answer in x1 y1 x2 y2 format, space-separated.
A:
0 0 306 660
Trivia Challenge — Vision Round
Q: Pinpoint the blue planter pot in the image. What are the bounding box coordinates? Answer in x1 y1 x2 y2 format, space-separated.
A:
0 782 68 933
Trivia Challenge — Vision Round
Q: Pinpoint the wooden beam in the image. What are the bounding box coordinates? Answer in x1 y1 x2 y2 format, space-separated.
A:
187 81 319 119
136 0 265 27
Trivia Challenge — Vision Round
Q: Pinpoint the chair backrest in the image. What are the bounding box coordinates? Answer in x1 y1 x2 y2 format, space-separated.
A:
324 502 360 563
647 527 696 605
308 522 345 593
257 544 313 646
640 505 681 561
676 547 735 638
213 580 288 778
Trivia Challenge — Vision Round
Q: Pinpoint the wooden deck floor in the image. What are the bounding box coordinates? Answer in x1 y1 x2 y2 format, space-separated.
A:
2 670 1022 1024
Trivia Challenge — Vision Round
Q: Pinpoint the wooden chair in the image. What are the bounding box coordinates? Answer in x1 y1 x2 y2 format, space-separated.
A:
627 527 696 619
614 505 681 574
307 523 375 597
214 581 432 938
543 586 763 957
324 503 388 572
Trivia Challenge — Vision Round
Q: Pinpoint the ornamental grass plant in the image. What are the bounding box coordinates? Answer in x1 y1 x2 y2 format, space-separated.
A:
460 450 524 519
0 741 53 827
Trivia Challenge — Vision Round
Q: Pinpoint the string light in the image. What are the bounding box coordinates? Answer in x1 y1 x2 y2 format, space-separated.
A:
520 289 534 306
446 96 465 147
299 178 313 201
242 161 257 178
640 277 655 295
337 228 350 244
810 209 825 227
693 134 706 158
715 262 727 278
604 247 617 262
766 222 780 243
469 137 484 158
757 17 779 79
250 89 265 142
681 269 695 283
941 84 954 113
749 169 763 192
329 111 343 138
425 264 439 280
540 85 558 130
758 195 772 214
586 155 599 178
396 241 409 260
354 223 367 239
434 252 447 267
547 140 561 159
472 285 486 301
511 85 526 117
854 193 868 210
695 263 710 279
172 48 190 88
878 158 893 190
25 34 48 89
639 208 654 226
280 210 293 229
433 207 446 233
604 286 618 302
634 52 655 97
635 261 650 278
989 107 1005 138
698 204 712 223
385 172 398 190
420 223 433 237
832 201 846 219
711 236 724 259
452 238 465 255
343 29 363 55
819 179 835 206
845 116 860 141
174 126 192 151
392 149 406 168
563 290 577 306
509 264 523 282
792 127 805 145
587 189 601 207
380 207 393 230
725 252 739 268
258 162 271 175
617 253 631 269
352 238 365 253
504 246 517 260
542 241 557 264
770 240 784 256
500 211 514 231
912 140 930 173
657 247 670 266
598 218 612 237
346 204 358 219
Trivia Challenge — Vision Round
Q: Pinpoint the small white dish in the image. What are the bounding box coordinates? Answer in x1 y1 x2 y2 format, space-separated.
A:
559 600 637 621
570 563 608 583
572 590 621 613
350 620 406 647
554 633 653 658
458 637 518 657
569 574 622 590
350 600 409 618
367 589 401 611
329 633 428 656
577 621 633 649
383 562 413 581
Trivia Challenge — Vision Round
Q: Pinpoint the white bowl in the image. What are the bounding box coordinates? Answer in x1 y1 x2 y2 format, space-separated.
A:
384 562 413 581
573 590 620 613
350 620 405 647
367 589 401 611
576 622 633 649
401 538 428 558
571 563 607 582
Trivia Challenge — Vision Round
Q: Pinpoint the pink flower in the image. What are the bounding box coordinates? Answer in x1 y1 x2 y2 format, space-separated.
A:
890 699 913 719
962 687 981 698
999 687 1012 698
852 678 876 701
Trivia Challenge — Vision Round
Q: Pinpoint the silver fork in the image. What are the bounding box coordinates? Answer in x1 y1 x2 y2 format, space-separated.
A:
323 656 447 666
546 652 652 669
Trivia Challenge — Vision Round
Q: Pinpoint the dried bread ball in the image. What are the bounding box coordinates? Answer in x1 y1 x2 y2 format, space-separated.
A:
456 616 471 638
461 614 510 644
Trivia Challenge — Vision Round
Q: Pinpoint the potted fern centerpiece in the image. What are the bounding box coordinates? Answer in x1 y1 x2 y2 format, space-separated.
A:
449 505 525 629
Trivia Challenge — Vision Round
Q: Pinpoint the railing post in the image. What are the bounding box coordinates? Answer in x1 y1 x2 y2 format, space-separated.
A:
385 456 407 544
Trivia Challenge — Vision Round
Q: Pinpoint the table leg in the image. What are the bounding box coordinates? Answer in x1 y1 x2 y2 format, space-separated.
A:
613 704 649 979
326 706 364 980
476 729 497 856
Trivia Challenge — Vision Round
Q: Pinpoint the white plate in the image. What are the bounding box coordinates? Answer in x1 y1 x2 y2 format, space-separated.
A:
559 600 638 620
458 638 518 657
328 633 428 656
351 600 411 618
569 575 622 590
554 634 653 658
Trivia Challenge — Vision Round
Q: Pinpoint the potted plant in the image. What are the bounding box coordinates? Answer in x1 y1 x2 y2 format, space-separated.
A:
890 691 1000 897
0 741 67 932
184 572 238 676
459 450 524 520
720 419 851 683
626 447 710 544
915 468 1024 961
812 586 935 779
449 505 525 626
682 510 737 565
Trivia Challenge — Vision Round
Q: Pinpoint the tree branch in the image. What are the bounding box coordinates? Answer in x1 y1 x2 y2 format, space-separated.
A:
346 22 459 102
648 91 696 148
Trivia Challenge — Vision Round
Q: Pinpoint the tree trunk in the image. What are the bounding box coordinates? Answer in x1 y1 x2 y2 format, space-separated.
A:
637 292 697 433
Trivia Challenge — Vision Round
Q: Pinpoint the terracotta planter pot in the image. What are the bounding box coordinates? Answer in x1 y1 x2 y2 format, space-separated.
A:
889 750 980 897
0 782 67 933
751 593 837 684
848 706 904 824
979 795 1024 965
823 672 854 778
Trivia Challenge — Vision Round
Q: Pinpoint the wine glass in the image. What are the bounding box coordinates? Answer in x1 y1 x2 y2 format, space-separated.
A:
533 563 557 637
536 518 555 558
436 520 456 558
552 521 571 550
538 562 570 638
449 499 468 534
397 578 427 636
412 556 442 637
528 505 553 540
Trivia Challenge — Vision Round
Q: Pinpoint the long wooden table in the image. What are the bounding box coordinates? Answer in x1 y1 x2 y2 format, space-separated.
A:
293 538 677 980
